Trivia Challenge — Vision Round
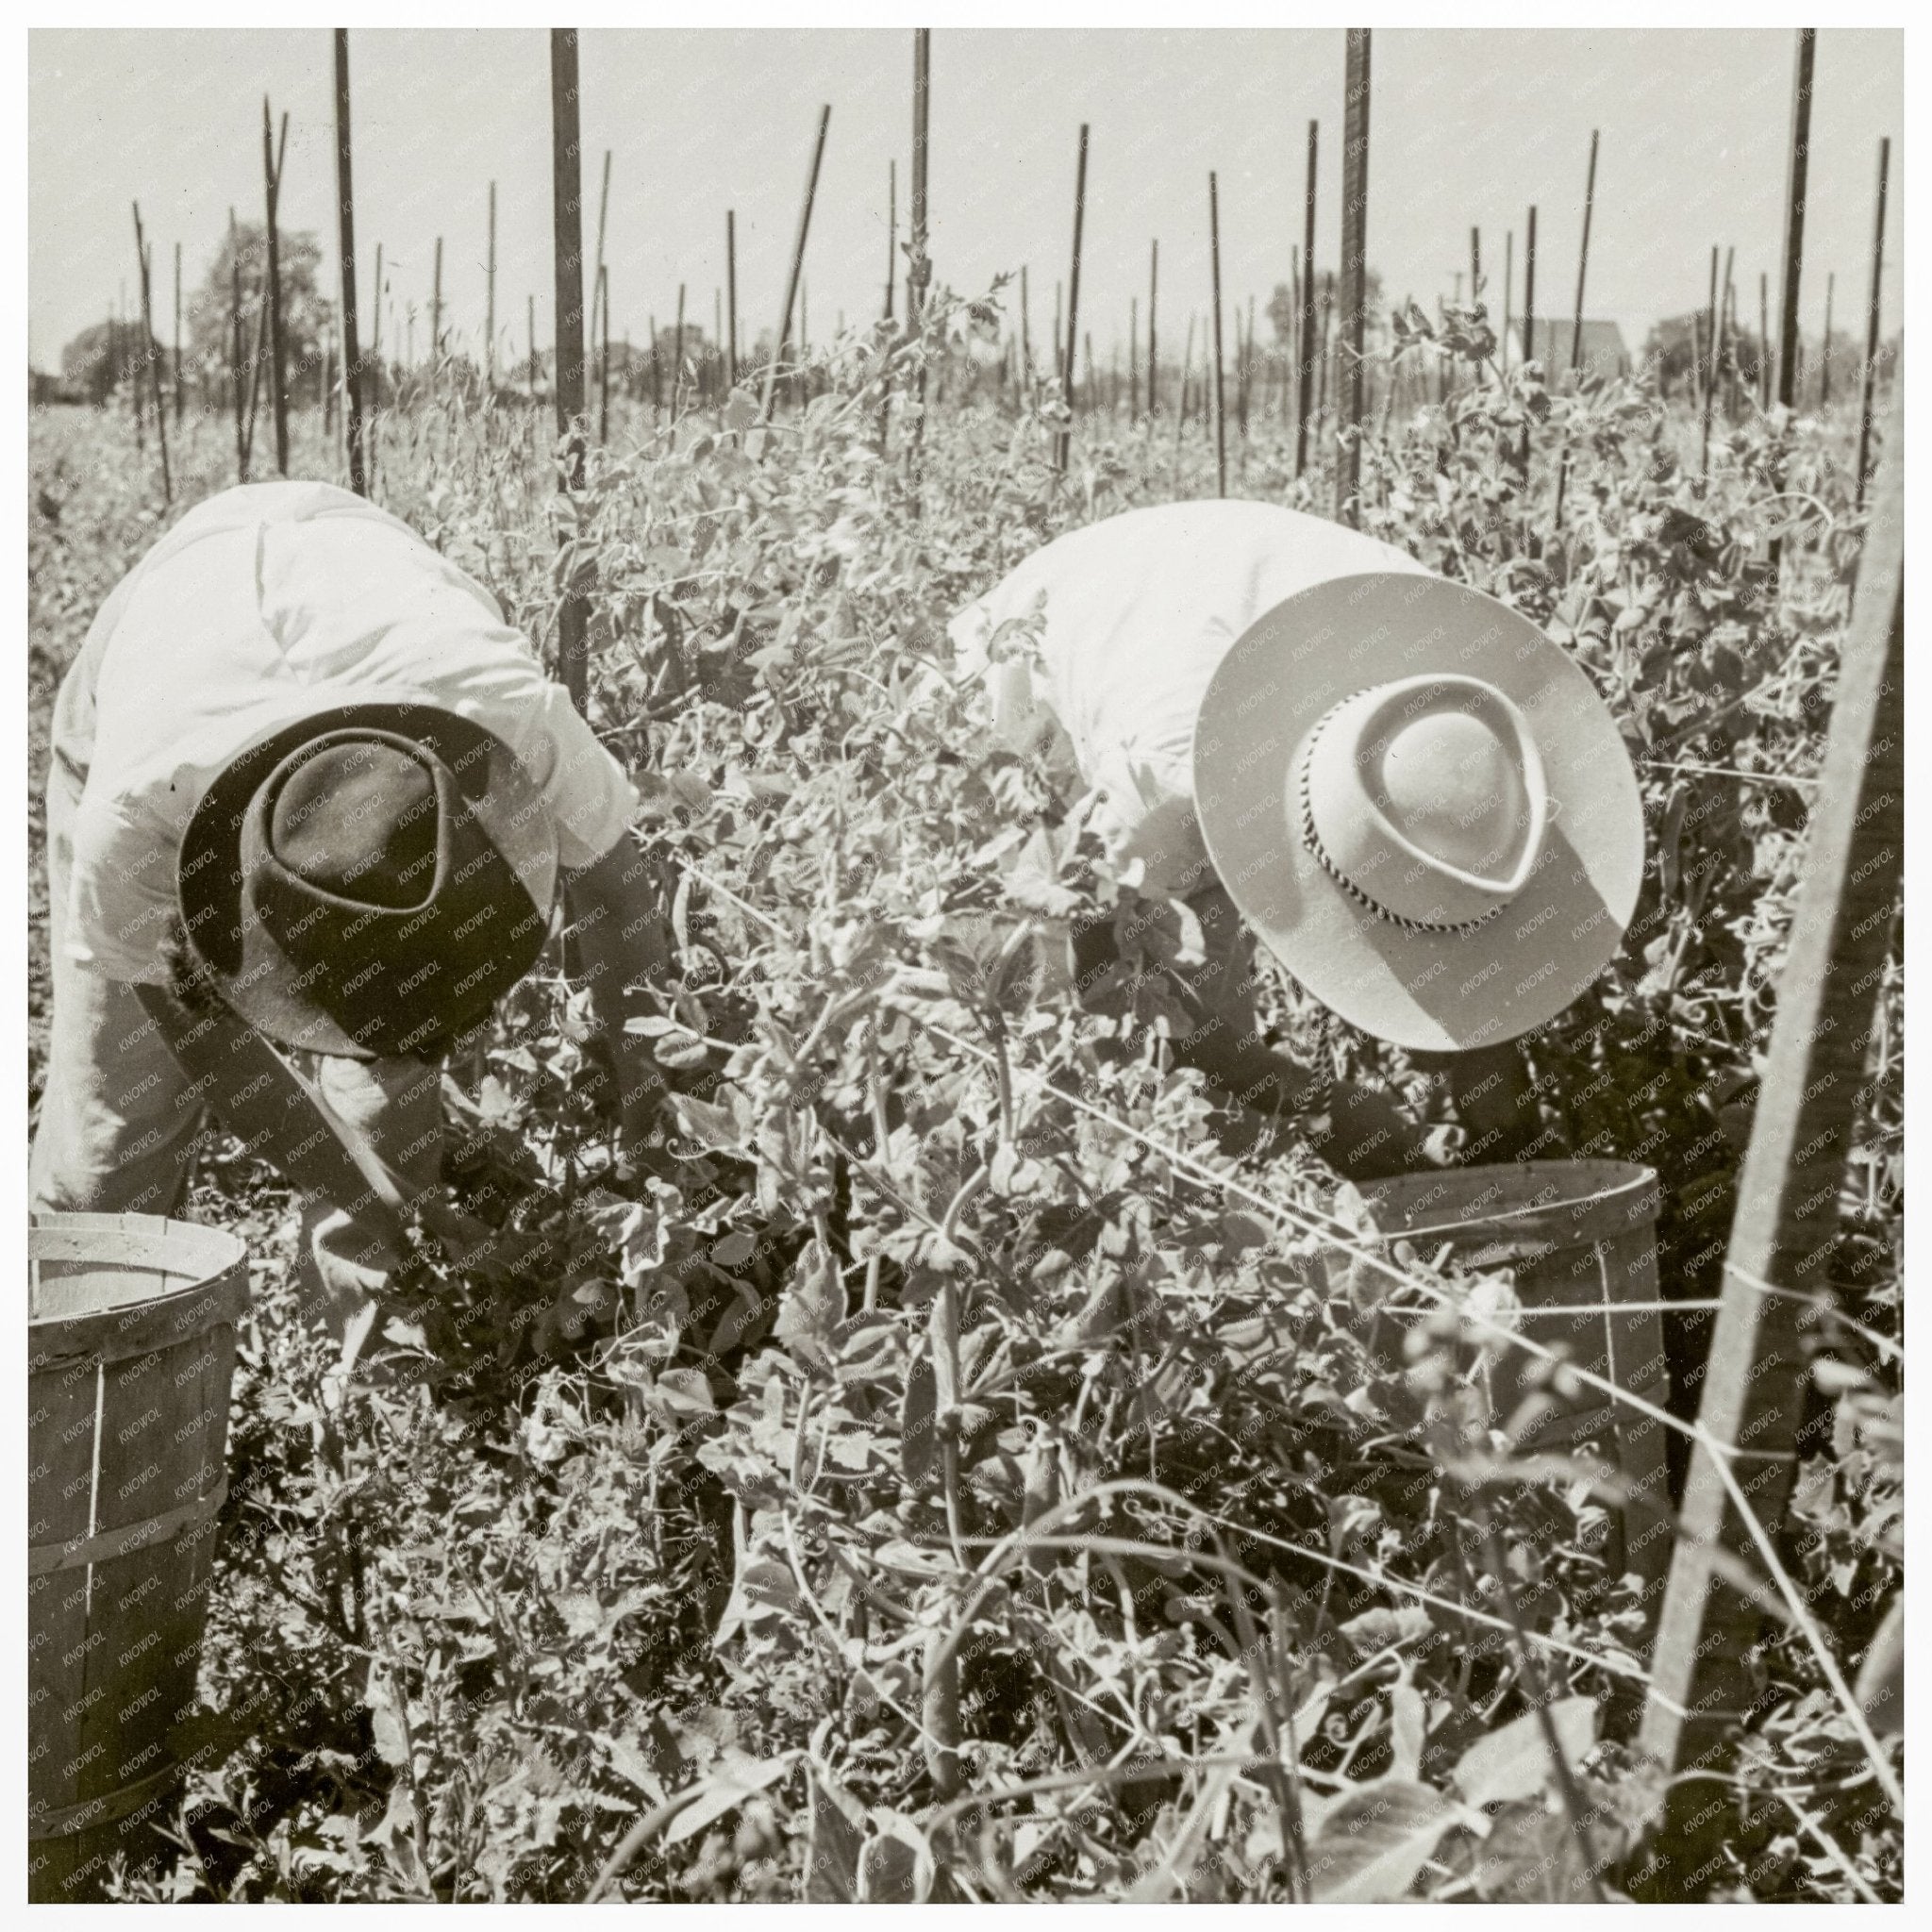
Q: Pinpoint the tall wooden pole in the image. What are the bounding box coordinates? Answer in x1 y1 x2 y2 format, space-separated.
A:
261 97 290 475
429 236 442 395
1518 205 1537 474
550 27 589 708
1774 29 1815 411
132 207 171 501
333 32 366 496
908 27 932 471
1720 245 1736 421
1146 240 1158 418
229 224 246 478
1553 130 1598 526
884 158 897 321
599 264 610 441
1128 295 1139 419
172 242 183 425
1637 391 1903 1893
1502 228 1513 374
1820 269 1834 407
369 241 382 485
1757 273 1771 408
591 147 611 355
1700 244 1719 480
1208 171 1226 497
760 101 832 421
1055 122 1089 474
673 281 686 416
1855 137 1889 510
525 288 535 400
486 180 497 389
1336 32 1370 525
1295 117 1318 478
726 209 739 388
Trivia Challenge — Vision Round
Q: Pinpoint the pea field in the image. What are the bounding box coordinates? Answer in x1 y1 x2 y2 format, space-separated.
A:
25 253 1904 1905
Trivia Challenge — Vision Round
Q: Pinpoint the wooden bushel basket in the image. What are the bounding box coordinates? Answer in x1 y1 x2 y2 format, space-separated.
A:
1356 1160 1673 1594
27 1210 248 1903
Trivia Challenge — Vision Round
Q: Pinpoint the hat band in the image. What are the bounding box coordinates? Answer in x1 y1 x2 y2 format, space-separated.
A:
1294 691 1507 938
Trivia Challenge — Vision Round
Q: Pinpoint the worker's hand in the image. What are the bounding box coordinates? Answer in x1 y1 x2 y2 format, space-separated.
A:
1311 1083 1437 1183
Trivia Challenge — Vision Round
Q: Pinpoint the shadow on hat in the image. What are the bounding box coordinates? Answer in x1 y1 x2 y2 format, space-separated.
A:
1193 574 1644 1053
177 704 560 1060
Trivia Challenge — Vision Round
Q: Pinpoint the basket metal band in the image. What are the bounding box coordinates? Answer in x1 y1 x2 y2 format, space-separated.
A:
29 1759 182 1840
28 1480 228 1577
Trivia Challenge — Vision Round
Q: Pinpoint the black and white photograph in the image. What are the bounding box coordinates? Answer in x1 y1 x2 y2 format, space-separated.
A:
22 15 1907 1907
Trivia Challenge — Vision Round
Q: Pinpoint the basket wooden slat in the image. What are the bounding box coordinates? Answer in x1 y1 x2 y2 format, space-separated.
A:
26 1210 248 1904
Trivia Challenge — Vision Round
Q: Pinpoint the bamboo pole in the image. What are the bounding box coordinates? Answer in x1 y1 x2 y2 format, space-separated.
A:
333 33 367 496
760 102 832 422
132 206 171 501
726 209 739 388
1637 388 1903 1890
1336 31 1370 525
1855 137 1889 510
1055 123 1089 474
486 180 497 389
261 98 290 475
1295 117 1318 478
550 27 589 708
1208 171 1227 497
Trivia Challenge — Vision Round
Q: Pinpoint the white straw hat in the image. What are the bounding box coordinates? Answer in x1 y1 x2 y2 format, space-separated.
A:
1192 572 1643 1052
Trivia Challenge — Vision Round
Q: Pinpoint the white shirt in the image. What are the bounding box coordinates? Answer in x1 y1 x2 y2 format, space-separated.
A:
54 480 639 984
947 499 1430 896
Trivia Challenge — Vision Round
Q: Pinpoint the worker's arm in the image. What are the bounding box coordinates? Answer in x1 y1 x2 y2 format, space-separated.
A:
132 980 409 1248
558 836 676 1158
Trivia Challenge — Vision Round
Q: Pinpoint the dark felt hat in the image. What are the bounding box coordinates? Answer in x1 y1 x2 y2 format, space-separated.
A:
177 703 560 1059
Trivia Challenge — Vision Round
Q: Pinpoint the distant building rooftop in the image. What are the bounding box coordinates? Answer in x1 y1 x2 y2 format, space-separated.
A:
1522 317 1630 379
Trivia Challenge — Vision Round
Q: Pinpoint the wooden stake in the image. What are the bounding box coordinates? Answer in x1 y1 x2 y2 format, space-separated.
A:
1637 387 1903 1885
1147 240 1158 418
726 209 739 388
1700 243 1719 480
331 34 366 494
673 281 686 417
1128 295 1139 420
1336 32 1370 525
1821 268 1834 408
1208 170 1227 497
1554 130 1597 526
599 264 610 440
1502 229 1512 374
1856 137 1889 509
908 27 931 472
486 180 497 389
1774 29 1815 411
370 241 383 485
229 215 246 479
884 158 897 321
526 289 535 400
1056 122 1089 474
550 26 589 708
172 241 183 425
1721 245 1737 421
1758 272 1770 408
591 147 611 353
761 101 832 421
1295 117 1318 478
430 236 442 396
132 206 171 501
261 97 290 475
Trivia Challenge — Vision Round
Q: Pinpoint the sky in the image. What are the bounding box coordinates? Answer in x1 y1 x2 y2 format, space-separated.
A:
28 27 1904 375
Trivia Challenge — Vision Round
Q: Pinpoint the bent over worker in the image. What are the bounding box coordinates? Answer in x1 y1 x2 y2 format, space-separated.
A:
949 499 1645 1180
30 480 672 1344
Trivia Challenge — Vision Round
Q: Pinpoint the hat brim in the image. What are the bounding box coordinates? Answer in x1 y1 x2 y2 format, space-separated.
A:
177 703 558 1059
1192 573 1643 1053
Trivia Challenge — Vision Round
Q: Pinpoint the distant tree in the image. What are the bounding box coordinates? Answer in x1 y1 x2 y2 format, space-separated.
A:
1269 269 1383 346
185 222 329 408
59 320 161 404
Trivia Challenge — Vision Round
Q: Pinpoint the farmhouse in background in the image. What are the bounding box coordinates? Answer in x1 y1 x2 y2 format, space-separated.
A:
1522 316 1630 381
